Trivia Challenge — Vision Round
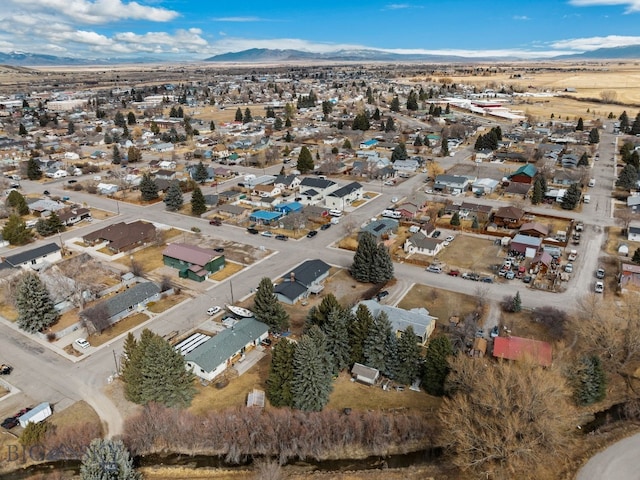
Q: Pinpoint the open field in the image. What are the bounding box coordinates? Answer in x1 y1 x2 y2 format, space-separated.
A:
88 312 149 347
398 284 480 326
435 236 501 272
146 292 189 314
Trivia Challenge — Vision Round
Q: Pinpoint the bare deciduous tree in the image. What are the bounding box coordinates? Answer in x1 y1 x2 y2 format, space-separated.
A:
600 90 618 103
82 302 111 335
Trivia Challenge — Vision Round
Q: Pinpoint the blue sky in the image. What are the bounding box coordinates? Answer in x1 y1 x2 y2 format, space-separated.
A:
2 0 640 59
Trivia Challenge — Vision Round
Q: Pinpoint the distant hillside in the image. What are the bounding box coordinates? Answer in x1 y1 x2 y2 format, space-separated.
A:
558 45 640 60
204 48 487 63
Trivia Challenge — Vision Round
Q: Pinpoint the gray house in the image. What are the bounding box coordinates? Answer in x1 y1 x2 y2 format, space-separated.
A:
275 259 331 304
354 300 437 345
360 218 399 241
80 282 160 331
434 174 471 194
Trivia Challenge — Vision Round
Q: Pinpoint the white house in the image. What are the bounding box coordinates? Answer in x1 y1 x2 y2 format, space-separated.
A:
97 183 119 195
185 318 269 381
324 182 363 210
0 242 62 270
403 232 444 256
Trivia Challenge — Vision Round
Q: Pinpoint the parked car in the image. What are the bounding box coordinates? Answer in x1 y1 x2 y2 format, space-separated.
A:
523 275 532 284
448 270 460 277
596 267 605 279
376 290 389 301
445 235 455 242
260 231 274 237
595 281 604 293
306 230 318 238
490 325 500 338
426 265 442 273
564 263 573 273
75 338 90 349
481 277 494 283
209 219 222 226
1 417 18 429
247 228 259 234
0 364 12 375
214 247 224 253
383 180 395 186
320 223 331 230
43 190 50 196
505 271 516 280
275 235 288 241
207 306 221 316
432 230 441 238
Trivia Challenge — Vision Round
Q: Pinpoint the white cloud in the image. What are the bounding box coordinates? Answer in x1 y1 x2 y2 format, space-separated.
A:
569 0 640 13
513 15 530 20
212 17 266 22
383 3 423 10
4 0 179 25
551 34 640 50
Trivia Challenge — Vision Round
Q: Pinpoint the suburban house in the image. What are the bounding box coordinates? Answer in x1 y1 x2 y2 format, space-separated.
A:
459 202 493 221
507 164 537 184
471 178 499 195
57 207 92 226
493 206 525 228
509 234 542 257
249 210 283 224
359 138 379 149
396 202 420 219
212 143 230 159
80 281 161 331
83 221 157 253
274 201 304 215
355 300 437 345
298 177 339 205
0 242 61 271
359 218 399 241
531 251 553 274
184 318 269 381
393 158 420 172
434 174 471 194
325 182 363 210
96 183 119 195
628 224 640 242
273 174 301 191
253 184 281 198
404 232 444 256
560 153 580 168
492 336 552 367
154 169 177 180
162 243 225 282
351 363 380 385
274 259 331 305
519 222 549 238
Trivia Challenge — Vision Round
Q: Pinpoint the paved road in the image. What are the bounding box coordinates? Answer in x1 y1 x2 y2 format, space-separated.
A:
0 120 621 441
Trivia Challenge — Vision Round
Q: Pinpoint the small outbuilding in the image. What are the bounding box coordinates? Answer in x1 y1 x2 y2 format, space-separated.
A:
351 363 380 385
18 402 52 428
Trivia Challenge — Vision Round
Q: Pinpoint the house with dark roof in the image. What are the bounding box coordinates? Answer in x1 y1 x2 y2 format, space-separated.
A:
57 207 91 226
185 318 269 381
274 259 331 304
355 300 437 345
298 177 339 205
360 218 399 241
561 153 580 168
325 182 363 210
628 224 640 242
162 243 225 282
403 232 443 256
80 281 161 330
83 221 156 253
0 242 61 271
273 174 301 190
493 206 525 228
459 202 493 221
508 164 537 184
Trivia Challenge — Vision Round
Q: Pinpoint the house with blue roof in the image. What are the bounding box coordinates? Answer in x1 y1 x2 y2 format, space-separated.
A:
249 210 283 224
274 201 303 214
359 138 379 149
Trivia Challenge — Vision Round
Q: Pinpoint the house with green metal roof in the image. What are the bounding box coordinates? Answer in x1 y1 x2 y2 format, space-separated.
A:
185 318 269 381
508 164 537 184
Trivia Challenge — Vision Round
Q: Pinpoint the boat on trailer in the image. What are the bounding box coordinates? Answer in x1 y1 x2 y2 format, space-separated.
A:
226 305 254 318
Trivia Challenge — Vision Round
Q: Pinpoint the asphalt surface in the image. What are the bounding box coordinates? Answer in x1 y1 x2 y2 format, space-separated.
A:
0 121 625 461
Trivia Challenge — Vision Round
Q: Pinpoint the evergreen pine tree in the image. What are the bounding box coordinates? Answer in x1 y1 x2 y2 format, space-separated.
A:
274 117 283 130
561 183 581 210
617 164 639 191
631 112 640 136
243 108 253 124
296 146 314 174
531 177 544 205
450 212 461 226
385 117 396 132
46 211 65 234
372 107 381 120
363 312 393 373
121 332 145 403
67 121 75 135
2 214 32 245
391 143 407 161
350 231 377 282
112 145 121 165
27 157 42 180
472 217 479 230
127 111 136 125
395 326 422 385
372 243 394 284
193 160 209 183
80 438 141 480
137 330 196 407
441 132 449 157
253 277 290 333
512 291 522 312
588 128 600 144
16 272 59 333
291 327 333 412
576 117 584 131
423 335 453 396
390 96 400 112
306 293 342 331
114 111 126 127
6 190 29 216
190 186 207 216
572 355 606 406
266 339 296 407
139 173 159 201
633 248 640 264
342 138 352 149
322 308 351 374
19 123 27 136
163 181 184 211
578 152 589 167
620 111 630 132
348 304 374 365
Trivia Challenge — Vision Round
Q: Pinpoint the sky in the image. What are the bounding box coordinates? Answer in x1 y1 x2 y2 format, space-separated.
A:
2 0 640 60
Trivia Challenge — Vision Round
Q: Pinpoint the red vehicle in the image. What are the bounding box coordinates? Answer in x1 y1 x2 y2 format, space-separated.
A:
209 219 222 226
448 270 460 276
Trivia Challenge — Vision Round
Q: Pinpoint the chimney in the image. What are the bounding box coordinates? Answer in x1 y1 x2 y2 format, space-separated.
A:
290 272 295 283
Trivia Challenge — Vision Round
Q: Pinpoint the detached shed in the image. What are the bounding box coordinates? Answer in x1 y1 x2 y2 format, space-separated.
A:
351 363 380 385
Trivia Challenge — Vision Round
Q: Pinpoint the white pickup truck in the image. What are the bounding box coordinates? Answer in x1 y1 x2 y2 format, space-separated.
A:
568 249 578 262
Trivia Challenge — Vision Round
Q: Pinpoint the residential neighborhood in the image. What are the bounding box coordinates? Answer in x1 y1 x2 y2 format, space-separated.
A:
0 60 639 480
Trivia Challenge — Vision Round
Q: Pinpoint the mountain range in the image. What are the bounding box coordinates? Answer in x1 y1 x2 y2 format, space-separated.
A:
1 45 640 66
